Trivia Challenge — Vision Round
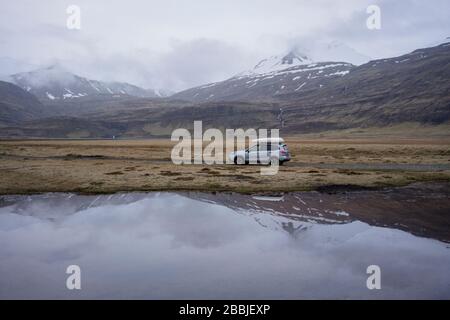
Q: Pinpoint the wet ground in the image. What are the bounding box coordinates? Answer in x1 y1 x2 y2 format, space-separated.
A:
0 183 449 299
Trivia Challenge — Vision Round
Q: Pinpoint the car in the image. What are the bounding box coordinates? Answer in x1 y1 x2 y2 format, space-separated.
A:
228 138 291 165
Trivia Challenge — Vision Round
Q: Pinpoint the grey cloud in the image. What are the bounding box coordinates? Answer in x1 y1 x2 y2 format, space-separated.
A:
156 39 254 90
0 0 448 91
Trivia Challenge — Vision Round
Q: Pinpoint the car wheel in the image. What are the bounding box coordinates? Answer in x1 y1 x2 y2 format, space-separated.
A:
235 156 245 165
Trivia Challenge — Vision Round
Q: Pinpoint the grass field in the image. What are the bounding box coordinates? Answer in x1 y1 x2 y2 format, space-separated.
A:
0 137 449 194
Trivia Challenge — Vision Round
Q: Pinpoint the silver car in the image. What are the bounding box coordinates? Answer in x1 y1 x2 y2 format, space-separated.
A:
229 138 291 165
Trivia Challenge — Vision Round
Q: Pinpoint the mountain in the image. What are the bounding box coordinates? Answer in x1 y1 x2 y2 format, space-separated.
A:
8 65 158 102
0 81 48 125
274 41 450 130
172 41 450 130
173 51 354 102
241 41 369 77
239 51 313 76
0 41 449 138
124 42 450 136
172 41 371 103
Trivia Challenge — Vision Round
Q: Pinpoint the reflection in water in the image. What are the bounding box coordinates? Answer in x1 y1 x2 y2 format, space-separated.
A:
0 189 449 299
188 183 450 242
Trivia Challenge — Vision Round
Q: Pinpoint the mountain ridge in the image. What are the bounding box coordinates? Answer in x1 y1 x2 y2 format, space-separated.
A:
0 41 449 138
8 65 164 102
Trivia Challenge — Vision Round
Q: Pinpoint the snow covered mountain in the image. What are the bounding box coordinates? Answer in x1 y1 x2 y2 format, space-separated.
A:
2 42 449 138
173 51 354 102
172 41 371 102
238 51 313 76
8 65 159 101
240 41 369 77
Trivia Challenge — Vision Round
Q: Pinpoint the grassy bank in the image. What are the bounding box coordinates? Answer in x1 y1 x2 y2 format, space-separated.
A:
0 138 449 194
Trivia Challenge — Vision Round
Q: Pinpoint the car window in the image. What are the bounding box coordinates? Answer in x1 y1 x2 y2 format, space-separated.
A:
258 143 270 151
248 145 258 152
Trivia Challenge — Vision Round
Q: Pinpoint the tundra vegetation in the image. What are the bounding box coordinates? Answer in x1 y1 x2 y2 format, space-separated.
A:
0 136 449 194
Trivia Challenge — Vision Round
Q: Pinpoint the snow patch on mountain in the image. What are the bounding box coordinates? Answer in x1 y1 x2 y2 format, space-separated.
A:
241 51 313 76
237 41 369 79
9 65 161 101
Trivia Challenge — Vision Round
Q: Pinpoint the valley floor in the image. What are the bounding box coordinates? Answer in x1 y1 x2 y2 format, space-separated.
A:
0 138 449 194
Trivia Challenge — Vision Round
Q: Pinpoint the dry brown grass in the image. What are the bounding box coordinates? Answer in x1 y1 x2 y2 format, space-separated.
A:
0 138 449 194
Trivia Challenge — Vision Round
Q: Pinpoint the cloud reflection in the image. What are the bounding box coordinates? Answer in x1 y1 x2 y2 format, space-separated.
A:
0 192 449 299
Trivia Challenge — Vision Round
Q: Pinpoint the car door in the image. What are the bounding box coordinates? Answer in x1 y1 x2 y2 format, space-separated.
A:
258 142 271 164
247 145 258 164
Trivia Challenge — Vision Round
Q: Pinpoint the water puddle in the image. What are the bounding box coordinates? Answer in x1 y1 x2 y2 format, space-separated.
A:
0 184 449 299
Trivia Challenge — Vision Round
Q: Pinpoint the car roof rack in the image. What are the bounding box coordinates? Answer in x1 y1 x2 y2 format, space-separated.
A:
252 138 284 143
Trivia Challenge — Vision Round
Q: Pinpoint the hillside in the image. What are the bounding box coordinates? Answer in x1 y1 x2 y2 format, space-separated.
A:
0 81 49 125
277 42 450 132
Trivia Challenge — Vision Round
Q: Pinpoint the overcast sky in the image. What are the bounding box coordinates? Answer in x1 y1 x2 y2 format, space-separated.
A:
0 0 448 91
